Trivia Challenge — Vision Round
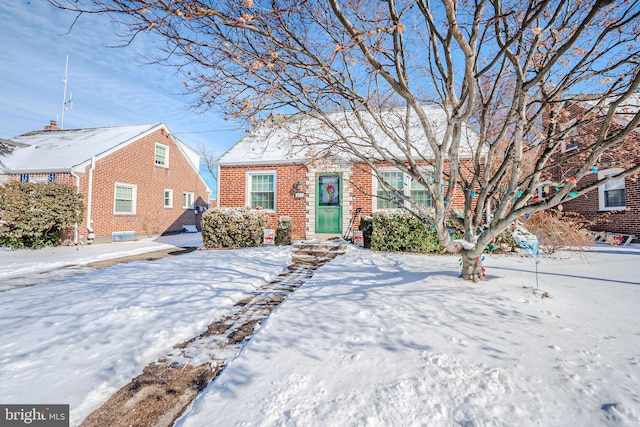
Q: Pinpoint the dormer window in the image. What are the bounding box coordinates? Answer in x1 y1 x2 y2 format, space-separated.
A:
155 143 169 167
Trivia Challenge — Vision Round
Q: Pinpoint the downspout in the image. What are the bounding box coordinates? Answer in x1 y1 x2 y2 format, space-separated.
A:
69 168 81 245
216 163 221 207
86 156 96 243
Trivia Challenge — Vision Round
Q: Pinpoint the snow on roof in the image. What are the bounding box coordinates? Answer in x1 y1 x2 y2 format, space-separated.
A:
2 124 164 173
217 106 479 166
570 93 640 127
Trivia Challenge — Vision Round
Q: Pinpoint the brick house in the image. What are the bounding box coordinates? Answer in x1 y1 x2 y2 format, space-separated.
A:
550 98 640 238
0 123 211 243
215 108 474 240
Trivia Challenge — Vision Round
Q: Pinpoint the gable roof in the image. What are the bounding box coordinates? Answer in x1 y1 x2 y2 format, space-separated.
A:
2 124 165 173
217 106 479 166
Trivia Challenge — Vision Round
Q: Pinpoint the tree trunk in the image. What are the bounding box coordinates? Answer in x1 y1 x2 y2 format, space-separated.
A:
461 254 485 282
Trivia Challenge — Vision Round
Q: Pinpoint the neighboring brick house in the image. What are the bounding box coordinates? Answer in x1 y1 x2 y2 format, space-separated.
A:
550 98 640 238
215 108 474 240
0 123 211 243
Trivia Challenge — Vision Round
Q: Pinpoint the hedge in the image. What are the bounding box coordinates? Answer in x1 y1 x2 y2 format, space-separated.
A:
363 209 464 253
201 208 266 248
0 182 84 249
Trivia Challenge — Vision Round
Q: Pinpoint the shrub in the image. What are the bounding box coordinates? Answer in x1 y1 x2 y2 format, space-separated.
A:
275 216 292 246
0 182 84 249
201 207 266 248
359 215 373 248
522 210 593 253
367 209 463 253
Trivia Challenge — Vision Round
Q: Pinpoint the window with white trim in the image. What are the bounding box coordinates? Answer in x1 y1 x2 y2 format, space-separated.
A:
155 143 169 167
374 168 434 211
598 169 626 210
183 191 195 209
248 171 276 210
114 183 137 214
164 189 173 208
376 171 404 210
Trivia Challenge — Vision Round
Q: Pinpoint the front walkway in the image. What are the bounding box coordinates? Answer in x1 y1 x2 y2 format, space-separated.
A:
80 242 346 427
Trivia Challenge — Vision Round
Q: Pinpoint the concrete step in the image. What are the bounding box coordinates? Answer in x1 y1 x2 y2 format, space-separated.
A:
293 241 347 255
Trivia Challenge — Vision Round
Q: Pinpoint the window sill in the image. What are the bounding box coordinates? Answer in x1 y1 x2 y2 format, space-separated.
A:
598 207 626 212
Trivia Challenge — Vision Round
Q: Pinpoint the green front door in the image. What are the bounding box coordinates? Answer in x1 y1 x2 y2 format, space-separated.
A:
316 174 342 234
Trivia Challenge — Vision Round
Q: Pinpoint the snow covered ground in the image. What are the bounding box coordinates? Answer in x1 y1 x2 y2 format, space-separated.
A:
1 236 639 426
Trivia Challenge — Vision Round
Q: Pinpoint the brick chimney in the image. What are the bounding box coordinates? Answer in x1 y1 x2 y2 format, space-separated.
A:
44 120 59 131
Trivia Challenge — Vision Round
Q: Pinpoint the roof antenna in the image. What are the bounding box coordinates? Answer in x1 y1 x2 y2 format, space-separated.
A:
60 55 73 129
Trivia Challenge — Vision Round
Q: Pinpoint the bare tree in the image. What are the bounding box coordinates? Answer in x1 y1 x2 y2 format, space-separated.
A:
197 143 217 185
51 0 640 280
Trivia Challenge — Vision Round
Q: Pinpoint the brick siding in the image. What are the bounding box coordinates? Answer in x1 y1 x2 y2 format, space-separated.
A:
551 103 640 237
219 160 470 240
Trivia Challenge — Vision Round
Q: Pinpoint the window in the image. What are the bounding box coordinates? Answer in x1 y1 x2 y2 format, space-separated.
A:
183 191 195 209
598 169 625 210
248 171 276 210
164 189 173 208
410 178 434 208
375 168 434 210
114 183 137 214
155 143 169 167
377 171 404 209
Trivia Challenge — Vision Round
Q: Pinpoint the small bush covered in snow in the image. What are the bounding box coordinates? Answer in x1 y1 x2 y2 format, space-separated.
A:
201 207 266 249
275 216 292 246
0 181 84 249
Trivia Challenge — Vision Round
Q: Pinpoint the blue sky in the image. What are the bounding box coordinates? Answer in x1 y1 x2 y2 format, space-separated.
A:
0 1 244 191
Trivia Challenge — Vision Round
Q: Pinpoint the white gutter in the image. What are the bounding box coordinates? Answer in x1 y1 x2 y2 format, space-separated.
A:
216 163 221 207
86 156 96 243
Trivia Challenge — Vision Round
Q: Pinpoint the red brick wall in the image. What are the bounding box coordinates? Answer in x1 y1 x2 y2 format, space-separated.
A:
550 105 640 237
76 128 209 241
219 163 309 238
562 172 640 236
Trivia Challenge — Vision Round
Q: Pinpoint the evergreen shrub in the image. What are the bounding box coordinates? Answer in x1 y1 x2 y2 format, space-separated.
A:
367 209 463 253
359 215 373 248
275 216 292 246
0 182 84 249
201 207 266 248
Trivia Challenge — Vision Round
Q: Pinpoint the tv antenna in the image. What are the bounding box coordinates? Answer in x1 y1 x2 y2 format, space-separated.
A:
60 55 73 129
